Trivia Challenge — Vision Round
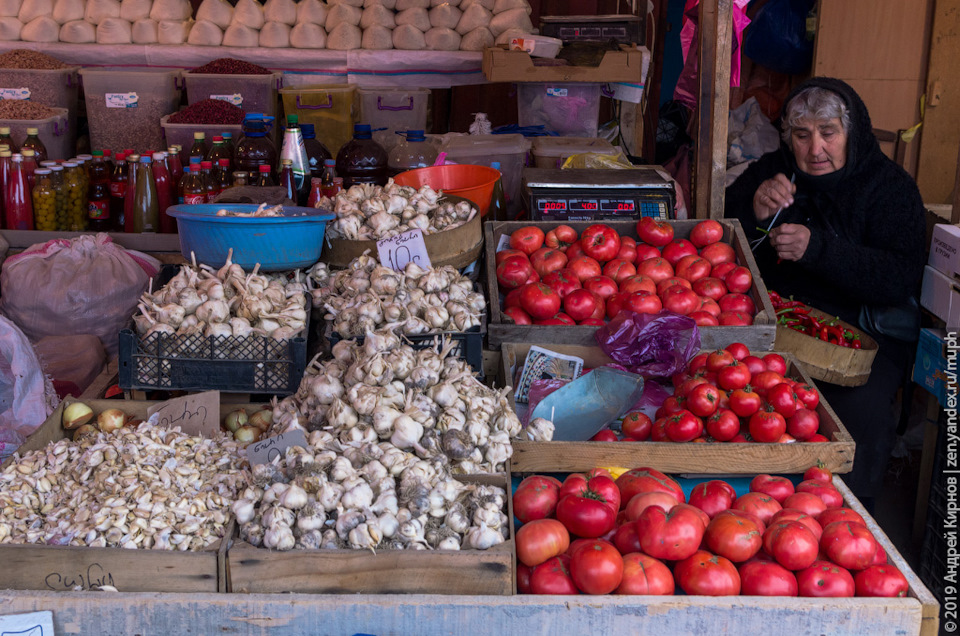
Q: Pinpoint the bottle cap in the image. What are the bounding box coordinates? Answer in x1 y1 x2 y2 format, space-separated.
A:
406 130 426 142
324 159 335 166
233 171 248 179
50 165 63 171
22 148 34 157
201 161 212 169
139 156 152 163
222 132 233 139
11 154 22 162
171 145 182 153
0 127 9 134
353 124 372 138
194 132 205 140
116 153 126 161
287 114 299 126
92 150 104 157
127 154 140 162
26 127 38 135
153 152 165 161
281 158 292 166
35 168 50 175
218 159 230 166
190 156 202 164
0 151 10 158
301 123 315 138
78 154 92 161
62 161 77 167
103 149 112 157
258 164 271 173
167 147 178 154
0 144 7 152
213 135 223 142
40 160 57 167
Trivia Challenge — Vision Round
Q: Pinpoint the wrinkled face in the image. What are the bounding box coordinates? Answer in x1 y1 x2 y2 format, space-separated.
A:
790 117 848 175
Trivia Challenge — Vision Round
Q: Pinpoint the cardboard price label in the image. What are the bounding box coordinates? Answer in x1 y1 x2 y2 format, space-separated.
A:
0 610 55 635
0 87 30 100
210 93 243 107
377 229 431 271
147 390 221 438
105 92 139 108
247 429 309 465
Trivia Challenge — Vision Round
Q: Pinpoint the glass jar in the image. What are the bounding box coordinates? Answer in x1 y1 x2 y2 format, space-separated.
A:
62 161 87 231
32 168 56 230
49 164 67 231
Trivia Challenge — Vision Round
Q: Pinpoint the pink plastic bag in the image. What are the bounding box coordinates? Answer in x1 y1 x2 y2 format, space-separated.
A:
675 0 752 110
595 310 701 379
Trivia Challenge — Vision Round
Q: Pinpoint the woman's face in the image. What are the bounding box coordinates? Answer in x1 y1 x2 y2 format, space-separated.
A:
790 117 848 175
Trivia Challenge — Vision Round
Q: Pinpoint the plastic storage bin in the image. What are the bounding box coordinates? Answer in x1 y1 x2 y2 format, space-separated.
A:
0 108 71 160
160 115 243 163
517 83 603 137
183 72 282 119
532 136 618 168
280 84 355 157
79 68 181 154
357 87 430 152
0 66 81 111
440 134 530 219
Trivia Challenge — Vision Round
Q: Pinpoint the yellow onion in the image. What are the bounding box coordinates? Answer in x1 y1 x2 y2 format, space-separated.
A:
234 425 261 445
223 408 248 434
62 402 94 430
248 408 273 432
97 408 126 434
73 424 99 440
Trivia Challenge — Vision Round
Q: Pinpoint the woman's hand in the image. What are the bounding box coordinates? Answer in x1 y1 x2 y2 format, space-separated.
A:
753 173 796 220
770 223 811 261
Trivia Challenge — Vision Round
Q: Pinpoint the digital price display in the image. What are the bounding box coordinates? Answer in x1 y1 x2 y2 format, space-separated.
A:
538 198 637 216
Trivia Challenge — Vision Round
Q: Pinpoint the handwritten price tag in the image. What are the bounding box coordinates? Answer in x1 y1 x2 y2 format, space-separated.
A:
377 229 431 272
248 429 309 465
147 390 220 438
0 610 55 636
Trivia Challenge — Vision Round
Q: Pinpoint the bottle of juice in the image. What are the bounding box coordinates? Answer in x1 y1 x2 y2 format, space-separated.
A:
152 152 174 232
235 114 277 175
320 159 340 198
307 177 323 208
133 155 158 233
301 123 332 180
200 160 218 201
221 131 236 159
216 158 232 193
110 151 127 230
189 132 208 162
20 148 37 190
123 154 140 233
32 168 56 231
5 154 33 230
182 166 207 205
207 135 232 170
280 114 309 204
0 150 9 223
21 127 47 164
87 150 111 231
0 126 17 153
254 163 275 187
167 147 183 189
279 158 296 203
335 124 388 189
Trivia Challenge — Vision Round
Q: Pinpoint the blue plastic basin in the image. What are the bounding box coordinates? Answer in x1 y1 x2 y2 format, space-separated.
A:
167 204 335 272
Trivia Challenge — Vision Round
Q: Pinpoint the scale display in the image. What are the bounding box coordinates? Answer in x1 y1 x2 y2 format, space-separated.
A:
537 198 637 214
523 168 675 221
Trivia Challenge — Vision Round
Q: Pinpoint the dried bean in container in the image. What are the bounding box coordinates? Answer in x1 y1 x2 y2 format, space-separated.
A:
86 94 171 154
167 99 245 125
189 58 272 75
0 49 68 69
0 100 56 120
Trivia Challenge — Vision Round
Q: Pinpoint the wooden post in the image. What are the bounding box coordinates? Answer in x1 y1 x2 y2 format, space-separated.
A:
694 0 732 219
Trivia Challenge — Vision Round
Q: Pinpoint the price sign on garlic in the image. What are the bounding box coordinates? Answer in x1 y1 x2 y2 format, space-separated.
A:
377 229 431 272
147 390 221 438
247 429 309 466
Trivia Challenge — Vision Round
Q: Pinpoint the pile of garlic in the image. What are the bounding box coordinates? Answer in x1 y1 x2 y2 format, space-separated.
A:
307 254 484 337
135 249 309 343
0 421 250 550
323 180 476 241
232 437 508 551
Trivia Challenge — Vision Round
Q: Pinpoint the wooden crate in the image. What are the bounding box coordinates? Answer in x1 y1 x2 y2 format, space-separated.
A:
501 344 855 474
484 219 777 351
227 473 515 596
0 397 255 593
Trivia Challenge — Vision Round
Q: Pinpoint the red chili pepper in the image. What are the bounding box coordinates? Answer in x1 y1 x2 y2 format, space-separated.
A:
828 325 845 341
851 336 862 349
820 326 830 341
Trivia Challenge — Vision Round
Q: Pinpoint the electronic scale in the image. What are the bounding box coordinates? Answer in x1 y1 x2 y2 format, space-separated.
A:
522 168 675 221
539 14 645 45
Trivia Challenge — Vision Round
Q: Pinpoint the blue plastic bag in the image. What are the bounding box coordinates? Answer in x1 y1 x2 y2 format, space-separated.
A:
743 0 815 75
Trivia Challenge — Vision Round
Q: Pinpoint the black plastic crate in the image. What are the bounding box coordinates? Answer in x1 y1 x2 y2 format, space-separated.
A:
119 309 310 395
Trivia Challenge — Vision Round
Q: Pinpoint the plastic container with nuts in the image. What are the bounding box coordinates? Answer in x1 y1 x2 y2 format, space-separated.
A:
31 168 56 230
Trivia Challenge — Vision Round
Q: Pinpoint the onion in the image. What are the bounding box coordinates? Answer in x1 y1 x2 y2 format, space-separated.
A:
224 409 248 434
97 409 127 434
62 402 94 430
72 424 99 440
234 426 262 445
248 409 273 432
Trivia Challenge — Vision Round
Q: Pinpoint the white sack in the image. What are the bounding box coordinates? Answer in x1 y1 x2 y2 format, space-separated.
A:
360 4 393 28
429 3 459 29
326 3 360 26
459 24 491 50
361 24 391 48
263 0 295 25
492 0 528 12
366 0 395 8
460 0 493 10
157 18 191 43
96 17 132 42
149 0 191 22
455 2 489 34
187 18 222 44
21 15 58 40
325 21 359 48
328 0 362 6
290 21 325 47
119 0 150 21
196 0 233 29
0 0 20 18
296 0 326 25
259 19 290 46
0 316 57 442
424 25 458 50
392 22 424 49
395 7 428 31
18 0 50 24
395 0 427 9
488 7 530 36
222 22 259 46
53 0 83 23
59 18 96 41
494 26 525 44
0 16 20 37
131 17 157 42
231 0 264 28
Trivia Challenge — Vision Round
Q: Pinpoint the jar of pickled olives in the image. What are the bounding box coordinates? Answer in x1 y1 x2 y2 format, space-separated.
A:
31 168 56 230
48 165 67 230
62 161 87 232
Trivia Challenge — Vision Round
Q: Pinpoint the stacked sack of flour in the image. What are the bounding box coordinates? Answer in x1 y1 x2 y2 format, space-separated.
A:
0 0 534 50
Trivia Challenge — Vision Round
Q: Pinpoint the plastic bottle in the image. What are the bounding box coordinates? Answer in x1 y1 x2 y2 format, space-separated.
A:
301 123 332 179
488 160 507 221
216 158 232 193
232 171 249 186
167 147 183 189
32 168 56 231
0 150 9 223
200 160 218 202
279 158 296 202
153 152 175 233
221 132 236 160
20 148 37 190
189 132 208 162
336 124 388 189
133 155 158 233
207 135 232 169
21 128 47 164
280 114 310 204
181 166 207 205
5 154 33 230
307 177 324 208
75 155 90 195
387 130 438 177
235 114 277 175
0 127 17 153
49 164 66 230
320 159 339 198
87 150 111 231
102 148 114 172
123 154 140 233
110 151 127 229
254 164 275 187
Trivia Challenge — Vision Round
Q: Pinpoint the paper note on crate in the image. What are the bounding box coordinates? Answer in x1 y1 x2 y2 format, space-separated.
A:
516 346 584 404
377 229 431 272
147 391 221 438
0 611 55 636
247 429 310 465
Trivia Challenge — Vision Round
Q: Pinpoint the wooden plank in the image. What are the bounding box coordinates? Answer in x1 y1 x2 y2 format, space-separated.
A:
694 0 731 219
78 357 119 400
484 219 777 351
503 344 855 474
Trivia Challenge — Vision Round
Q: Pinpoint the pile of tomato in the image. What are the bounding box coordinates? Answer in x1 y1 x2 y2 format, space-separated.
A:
592 342 827 444
514 466 910 598
495 219 757 327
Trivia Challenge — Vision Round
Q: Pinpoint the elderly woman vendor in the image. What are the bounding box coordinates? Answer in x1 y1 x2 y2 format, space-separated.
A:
725 77 926 507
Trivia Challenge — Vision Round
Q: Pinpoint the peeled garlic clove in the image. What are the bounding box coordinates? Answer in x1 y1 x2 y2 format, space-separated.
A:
97 408 127 434
63 402 94 430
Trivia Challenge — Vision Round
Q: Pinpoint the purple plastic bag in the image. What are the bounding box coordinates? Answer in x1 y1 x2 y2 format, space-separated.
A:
525 378 571 425
595 310 701 379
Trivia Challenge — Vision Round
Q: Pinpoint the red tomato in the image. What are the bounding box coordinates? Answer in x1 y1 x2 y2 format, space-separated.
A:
637 217 674 246
706 349 735 372
618 274 657 295
855 565 909 597
690 219 724 247
716 360 751 391
616 468 686 507
636 257 675 283
545 224 577 249
749 410 787 443
794 383 820 410
503 306 532 325
742 355 766 375
625 491 680 521
510 226 546 255
582 275 619 300
570 540 624 594
797 560 855 597
674 550 741 596
820 521 878 570
503 286 524 309
763 353 788 375
636 504 707 561
787 408 820 440
688 480 737 519
655 276 693 295
517 562 533 593
541 268 583 300
711 261 737 280
513 475 562 524
537 316 574 326
516 519 570 567
765 521 819 571
616 235 638 263
530 555 579 594
699 241 736 266
602 258 637 283
729 387 762 417
664 409 704 442
587 475 621 513
692 276 728 300
529 247 569 278
871 543 888 566
519 283 562 320
781 492 827 518
567 256 603 282
496 254 535 290
804 465 833 483
718 293 757 315
738 560 799 596
634 243 661 262
558 474 588 501
733 492 783 525
690 311 720 327
580 224 621 262
796 480 844 509
817 508 865 528
674 254 712 283
623 290 663 315
717 509 767 536
616 553 675 595
661 238 698 267
724 265 753 293
661 285 700 315
496 248 527 266
766 383 800 418
590 429 618 442
706 408 740 441
565 240 585 260
563 288 602 322
718 310 754 325
621 411 652 441
705 512 762 562
699 298 723 317
749 475 795 503
605 293 626 319
556 494 618 538
724 342 750 360
612 521 644 554
687 384 722 418
752 370 785 396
